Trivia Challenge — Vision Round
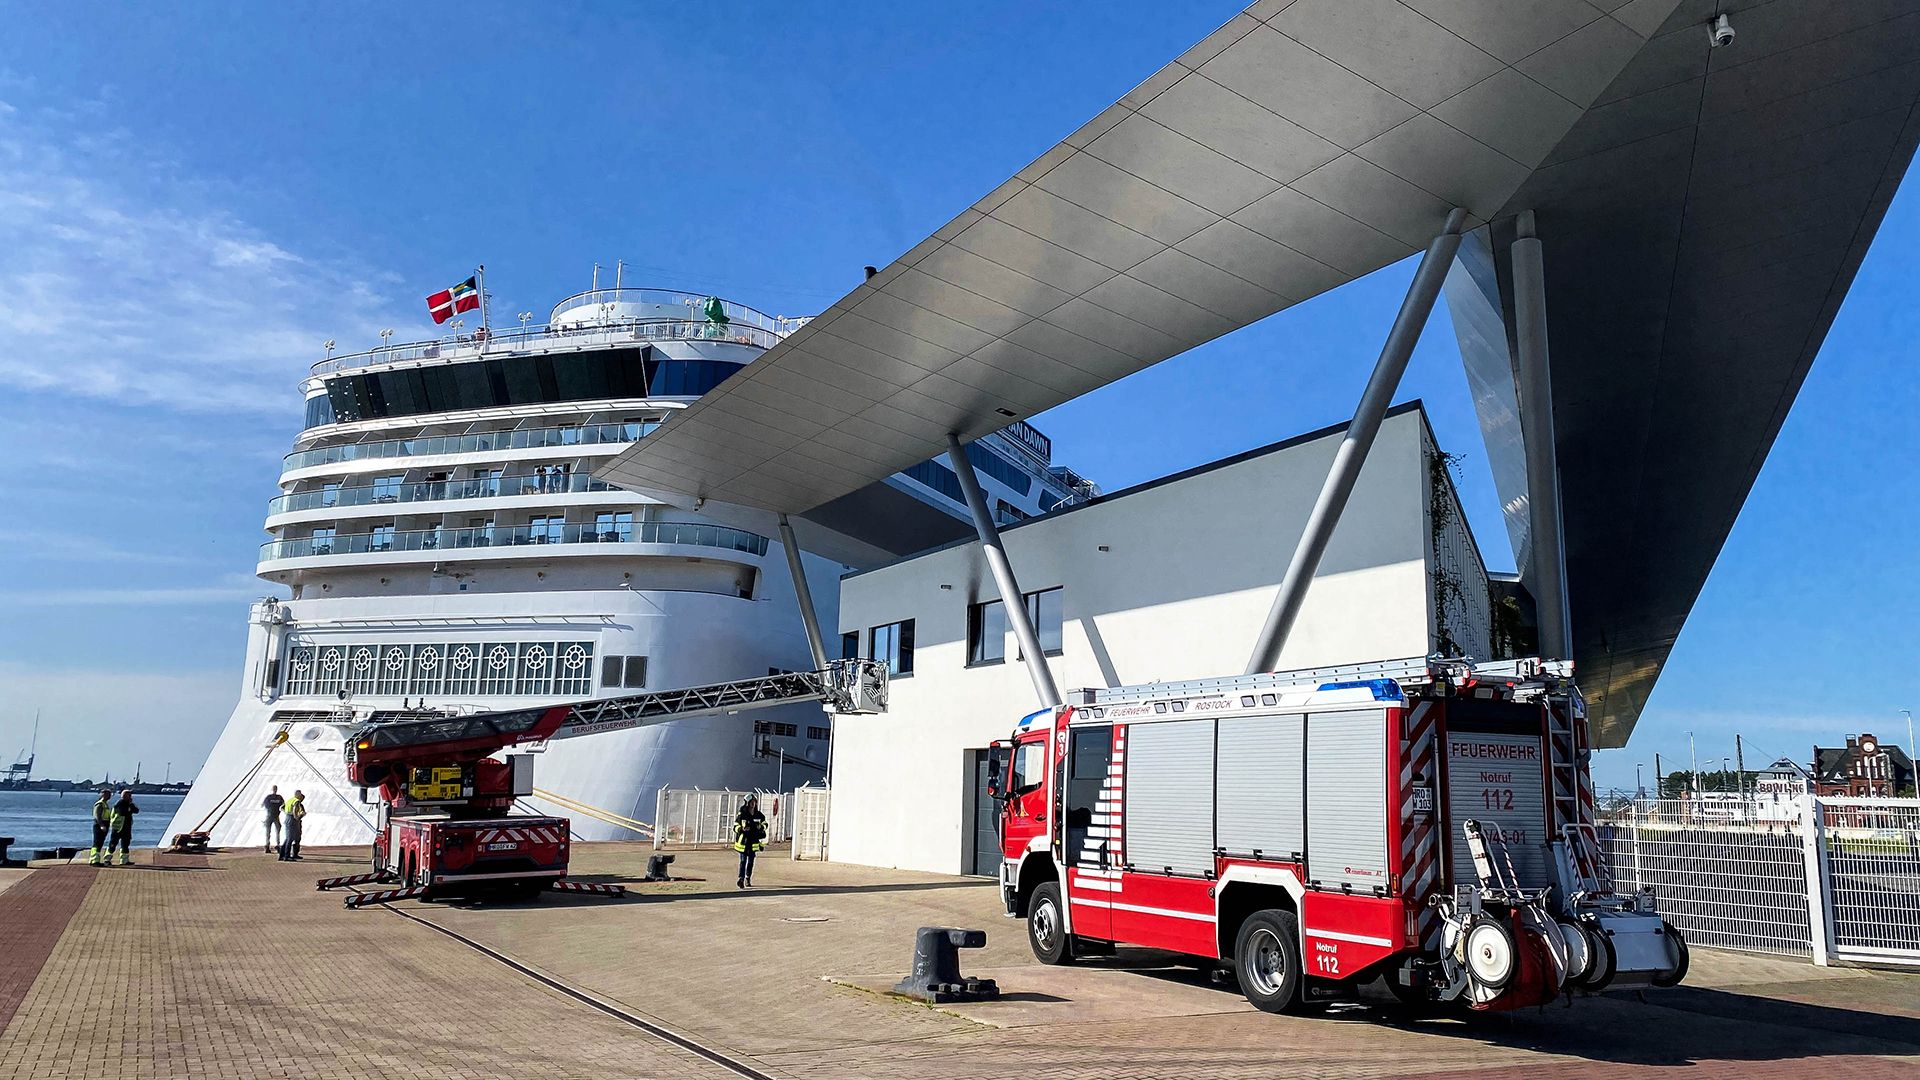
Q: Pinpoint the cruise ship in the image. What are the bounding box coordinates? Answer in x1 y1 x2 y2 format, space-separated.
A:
166 281 1095 848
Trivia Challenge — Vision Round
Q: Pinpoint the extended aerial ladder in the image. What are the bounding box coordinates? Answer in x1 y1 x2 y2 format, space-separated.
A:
316 658 887 907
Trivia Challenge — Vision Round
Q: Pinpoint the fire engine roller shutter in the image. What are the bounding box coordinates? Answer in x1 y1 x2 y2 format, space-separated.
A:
1305 710 1389 892
1216 713 1304 860
1123 718 1215 875
1445 731 1548 888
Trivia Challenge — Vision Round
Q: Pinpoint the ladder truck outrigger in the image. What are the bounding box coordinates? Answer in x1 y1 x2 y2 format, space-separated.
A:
317 659 887 909
988 655 1686 1014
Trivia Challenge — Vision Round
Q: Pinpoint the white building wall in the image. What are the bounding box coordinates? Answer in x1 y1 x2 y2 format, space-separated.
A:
830 408 1454 874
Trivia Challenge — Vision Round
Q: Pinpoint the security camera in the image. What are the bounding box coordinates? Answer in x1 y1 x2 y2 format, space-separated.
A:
1708 13 1734 48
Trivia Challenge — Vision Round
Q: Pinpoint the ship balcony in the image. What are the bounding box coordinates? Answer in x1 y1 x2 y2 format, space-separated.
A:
257 519 771 571
266 471 626 527
283 420 654 475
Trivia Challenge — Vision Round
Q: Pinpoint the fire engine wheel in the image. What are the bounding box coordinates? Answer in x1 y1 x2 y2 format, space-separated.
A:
1026 882 1074 965
1651 920 1689 988
1464 916 1516 991
1234 909 1304 1014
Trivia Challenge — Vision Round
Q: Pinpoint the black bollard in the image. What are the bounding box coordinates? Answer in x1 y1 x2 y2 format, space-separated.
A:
644 853 675 881
893 927 1000 1003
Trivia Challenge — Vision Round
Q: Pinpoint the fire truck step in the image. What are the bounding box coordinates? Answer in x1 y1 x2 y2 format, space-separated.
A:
316 872 386 891
344 885 427 909
551 880 627 897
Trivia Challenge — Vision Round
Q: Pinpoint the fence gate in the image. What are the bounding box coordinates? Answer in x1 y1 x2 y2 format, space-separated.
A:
1819 797 1920 967
792 785 830 861
651 788 793 849
1599 799 1816 958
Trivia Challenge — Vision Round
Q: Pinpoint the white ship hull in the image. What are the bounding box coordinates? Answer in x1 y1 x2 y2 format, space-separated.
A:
166 585 835 850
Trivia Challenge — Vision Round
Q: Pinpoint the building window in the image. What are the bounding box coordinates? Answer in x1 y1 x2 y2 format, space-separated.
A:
1028 587 1064 656
754 720 798 737
968 599 1010 666
968 588 1063 664
529 515 565 544
309 527 335 555
595 512 634 542
370 523 396 551
869 620 914 676
623 655 648 688
841 631 859 660
602 654 648 688
807 726 830 741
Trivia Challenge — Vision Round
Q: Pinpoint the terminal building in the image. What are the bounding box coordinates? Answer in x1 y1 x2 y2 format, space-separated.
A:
829 404 1496 874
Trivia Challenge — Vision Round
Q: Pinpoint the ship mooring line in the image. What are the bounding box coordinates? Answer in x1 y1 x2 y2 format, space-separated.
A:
358 889 776 1080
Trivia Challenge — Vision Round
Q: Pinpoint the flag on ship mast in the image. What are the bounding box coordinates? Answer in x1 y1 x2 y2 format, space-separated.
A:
426 276 481 324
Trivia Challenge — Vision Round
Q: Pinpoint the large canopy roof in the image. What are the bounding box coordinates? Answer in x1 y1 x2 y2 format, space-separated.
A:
600 0 1920 746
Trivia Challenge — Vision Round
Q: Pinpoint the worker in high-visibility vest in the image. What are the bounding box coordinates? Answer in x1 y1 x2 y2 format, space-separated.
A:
106 790 138 866
731 795 768 889
87 789 112 866
278 791 307 861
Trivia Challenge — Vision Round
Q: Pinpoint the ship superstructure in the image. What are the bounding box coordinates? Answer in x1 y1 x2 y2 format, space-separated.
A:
168 282 1091 847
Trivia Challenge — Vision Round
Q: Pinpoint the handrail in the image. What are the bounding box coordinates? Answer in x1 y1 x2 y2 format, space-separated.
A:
268 471 621 515
260 520 772 562
547 288 795 334
284 420 655 472
312 315 785 376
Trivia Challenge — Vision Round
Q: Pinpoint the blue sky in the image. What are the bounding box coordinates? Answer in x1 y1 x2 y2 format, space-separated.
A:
0 2 1914 789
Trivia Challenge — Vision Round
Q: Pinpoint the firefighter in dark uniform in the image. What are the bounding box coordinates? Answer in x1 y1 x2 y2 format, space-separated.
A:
732 796 768 889
106 789 138 866
88 789 113 866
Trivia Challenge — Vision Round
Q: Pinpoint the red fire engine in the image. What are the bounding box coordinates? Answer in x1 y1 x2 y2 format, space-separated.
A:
318 660 887 907
990 656 1686 1013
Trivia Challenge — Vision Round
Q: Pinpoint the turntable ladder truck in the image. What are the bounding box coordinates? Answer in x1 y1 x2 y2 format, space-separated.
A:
319 658 887 908
989 655 1686 1014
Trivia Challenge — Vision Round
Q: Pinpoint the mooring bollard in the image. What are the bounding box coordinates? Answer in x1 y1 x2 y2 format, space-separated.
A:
644 853 675 881
893 927 1000 1003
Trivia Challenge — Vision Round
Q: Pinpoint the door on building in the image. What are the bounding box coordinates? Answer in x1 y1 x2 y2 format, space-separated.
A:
965 749 1001 877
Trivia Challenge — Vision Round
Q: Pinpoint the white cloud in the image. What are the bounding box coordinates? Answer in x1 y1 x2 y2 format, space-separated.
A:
0 98 405 414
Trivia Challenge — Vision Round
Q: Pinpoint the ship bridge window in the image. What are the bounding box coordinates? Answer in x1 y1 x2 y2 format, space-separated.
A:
304 395 336 429
649 358 745 398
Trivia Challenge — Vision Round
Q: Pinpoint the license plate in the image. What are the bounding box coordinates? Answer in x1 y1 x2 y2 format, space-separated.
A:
485 842 519 851
1412 787 1435 813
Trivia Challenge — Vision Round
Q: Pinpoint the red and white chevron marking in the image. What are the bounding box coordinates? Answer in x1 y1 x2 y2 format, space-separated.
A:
474 826 565 845
551 880 626 896
1398 702 1441 947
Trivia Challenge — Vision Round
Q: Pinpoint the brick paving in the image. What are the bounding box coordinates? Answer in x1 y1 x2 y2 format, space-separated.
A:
0 865 98 1033
0 843 1914 1078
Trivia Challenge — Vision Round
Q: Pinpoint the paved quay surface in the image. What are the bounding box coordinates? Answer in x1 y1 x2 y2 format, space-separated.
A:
0 842 1914 1078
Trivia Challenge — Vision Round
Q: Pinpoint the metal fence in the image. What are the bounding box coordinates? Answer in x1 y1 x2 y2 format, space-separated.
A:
1597 795 1920 966
791 785 830 861
1820 797 1920 966
651 788 793 849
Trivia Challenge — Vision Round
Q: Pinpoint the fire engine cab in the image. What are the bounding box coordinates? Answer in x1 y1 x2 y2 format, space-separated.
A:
990 656 1686 1013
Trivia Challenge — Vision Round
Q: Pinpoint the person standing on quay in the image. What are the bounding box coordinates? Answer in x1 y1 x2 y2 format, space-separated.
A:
88 789 112 866
262 786 285 854
106 789 138 866
279 790 306 861
732 795 767 889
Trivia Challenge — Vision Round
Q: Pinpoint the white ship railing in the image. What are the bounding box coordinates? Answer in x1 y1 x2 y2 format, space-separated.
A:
260 520 772 562
313 316 785 377
268 471 625 515
284 420 652 471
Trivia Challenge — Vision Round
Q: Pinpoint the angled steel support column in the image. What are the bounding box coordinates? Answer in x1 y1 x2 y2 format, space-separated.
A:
1247 207 1468 675
777 513 830 671
947 434 1063 710
1511 211 1572 660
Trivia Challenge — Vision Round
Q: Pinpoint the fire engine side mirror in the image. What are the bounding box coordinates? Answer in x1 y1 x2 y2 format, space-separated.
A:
986 744 1010 801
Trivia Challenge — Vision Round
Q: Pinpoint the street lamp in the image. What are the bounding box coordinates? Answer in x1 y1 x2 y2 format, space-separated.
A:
1902 709 1915 781
1636 763 1645 800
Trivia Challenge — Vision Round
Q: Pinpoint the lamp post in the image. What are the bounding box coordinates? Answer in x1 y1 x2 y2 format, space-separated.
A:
1636 763 1645 800
1902 709 1915 786
379 328 394 352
